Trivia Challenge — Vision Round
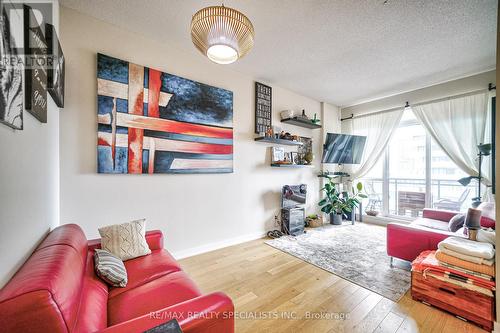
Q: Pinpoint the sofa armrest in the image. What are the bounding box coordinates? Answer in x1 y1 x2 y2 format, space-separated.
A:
422 209 457 222
387 222 455 262
88 230 164 251
98 292 234 333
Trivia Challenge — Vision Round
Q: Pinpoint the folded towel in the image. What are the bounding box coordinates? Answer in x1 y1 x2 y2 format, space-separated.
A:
438 236 495 260
477 229 496 245
435 250 495 276
439 247 495 266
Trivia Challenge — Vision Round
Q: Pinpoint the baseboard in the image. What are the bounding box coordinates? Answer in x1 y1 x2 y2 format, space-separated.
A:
171 231 267 260
493 321 500 333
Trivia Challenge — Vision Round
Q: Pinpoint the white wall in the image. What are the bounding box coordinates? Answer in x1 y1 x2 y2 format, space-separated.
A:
59 7 336 258
0 1 60 287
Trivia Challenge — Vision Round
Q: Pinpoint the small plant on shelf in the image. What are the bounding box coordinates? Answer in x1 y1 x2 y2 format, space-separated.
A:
317 173 367 225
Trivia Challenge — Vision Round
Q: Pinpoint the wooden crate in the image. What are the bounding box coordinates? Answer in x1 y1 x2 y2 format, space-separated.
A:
411 271 495 331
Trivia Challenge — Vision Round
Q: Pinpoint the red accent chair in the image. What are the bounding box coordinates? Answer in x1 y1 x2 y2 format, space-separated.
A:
387 209 495 264
0 224 234 333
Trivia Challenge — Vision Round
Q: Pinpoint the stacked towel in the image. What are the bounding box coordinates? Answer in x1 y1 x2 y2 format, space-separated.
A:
435 250 495 277
437 237 495 265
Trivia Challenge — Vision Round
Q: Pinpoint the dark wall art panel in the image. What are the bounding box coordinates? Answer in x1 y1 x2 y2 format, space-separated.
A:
0 5 23 129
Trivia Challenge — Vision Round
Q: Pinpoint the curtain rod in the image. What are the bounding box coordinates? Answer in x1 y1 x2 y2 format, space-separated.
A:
341 106 402 121
342 86 492 121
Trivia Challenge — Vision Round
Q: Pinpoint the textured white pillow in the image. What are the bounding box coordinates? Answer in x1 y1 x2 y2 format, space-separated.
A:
477 202 495 221
99 219 151 261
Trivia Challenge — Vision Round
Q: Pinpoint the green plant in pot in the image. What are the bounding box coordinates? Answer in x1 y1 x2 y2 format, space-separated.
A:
318 174 367 225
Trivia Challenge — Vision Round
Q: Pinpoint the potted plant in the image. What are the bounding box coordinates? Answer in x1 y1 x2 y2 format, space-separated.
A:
318 174 367 225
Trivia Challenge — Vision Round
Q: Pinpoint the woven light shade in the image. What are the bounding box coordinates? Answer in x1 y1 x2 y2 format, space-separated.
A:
191 5 255 64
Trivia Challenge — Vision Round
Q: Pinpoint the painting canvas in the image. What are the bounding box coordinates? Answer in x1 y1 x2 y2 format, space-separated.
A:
97 54 233 174
46 23 64 107
0 5 23 129
24 4 48 123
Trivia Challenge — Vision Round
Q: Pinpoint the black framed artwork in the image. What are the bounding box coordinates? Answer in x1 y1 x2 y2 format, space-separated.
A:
23 4 48 123
0 5 23 129
255 82 272 134
45 23 64 107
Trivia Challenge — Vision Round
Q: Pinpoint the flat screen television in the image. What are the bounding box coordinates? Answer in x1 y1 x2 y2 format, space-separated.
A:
281 184 307 209
322 133 367 164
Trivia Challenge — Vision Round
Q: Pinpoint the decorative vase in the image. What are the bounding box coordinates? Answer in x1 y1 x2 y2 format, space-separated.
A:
330 213 342 225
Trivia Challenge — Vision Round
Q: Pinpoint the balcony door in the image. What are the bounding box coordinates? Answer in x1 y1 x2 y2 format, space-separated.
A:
362 109 478 219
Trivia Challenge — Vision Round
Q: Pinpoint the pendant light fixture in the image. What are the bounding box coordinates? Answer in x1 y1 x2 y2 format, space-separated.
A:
190 4 255 65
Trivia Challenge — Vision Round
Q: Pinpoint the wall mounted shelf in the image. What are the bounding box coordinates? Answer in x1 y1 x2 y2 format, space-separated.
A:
280 118 322 129
271 164 314 168
254 137 303 146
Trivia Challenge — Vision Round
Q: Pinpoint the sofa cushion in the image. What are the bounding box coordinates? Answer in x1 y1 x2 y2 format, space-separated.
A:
448 214 465 232
412 217 450 231
108 249 182 299
99 219 152 261
94 249 128 287
108 271 202 325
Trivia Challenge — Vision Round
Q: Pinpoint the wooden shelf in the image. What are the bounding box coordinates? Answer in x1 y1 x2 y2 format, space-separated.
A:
254 137 303 146
280 118 322 129
271 164 314 168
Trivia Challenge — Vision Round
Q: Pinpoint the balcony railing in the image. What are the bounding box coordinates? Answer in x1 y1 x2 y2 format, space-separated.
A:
362 177 479 218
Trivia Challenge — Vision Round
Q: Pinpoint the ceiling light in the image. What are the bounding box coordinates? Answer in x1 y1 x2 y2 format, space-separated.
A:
191 5 255 65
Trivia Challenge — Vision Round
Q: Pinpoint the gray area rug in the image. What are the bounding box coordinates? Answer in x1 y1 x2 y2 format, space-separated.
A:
265 223 411 302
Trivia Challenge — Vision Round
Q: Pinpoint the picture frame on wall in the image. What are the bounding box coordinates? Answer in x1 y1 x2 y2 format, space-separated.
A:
255 82 272 134
23 4 48 123
45 23 64 108
0 4 23 129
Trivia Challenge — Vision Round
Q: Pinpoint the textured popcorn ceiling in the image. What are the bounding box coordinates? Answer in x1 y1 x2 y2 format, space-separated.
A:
60 0 497 107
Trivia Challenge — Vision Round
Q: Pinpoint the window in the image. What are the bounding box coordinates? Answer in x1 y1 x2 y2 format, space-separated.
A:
361 109 479 219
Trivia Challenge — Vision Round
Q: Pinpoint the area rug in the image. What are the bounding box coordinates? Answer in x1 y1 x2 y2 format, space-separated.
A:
265 223 411 301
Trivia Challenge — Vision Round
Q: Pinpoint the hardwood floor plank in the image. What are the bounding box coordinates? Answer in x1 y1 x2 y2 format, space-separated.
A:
178 238 487 333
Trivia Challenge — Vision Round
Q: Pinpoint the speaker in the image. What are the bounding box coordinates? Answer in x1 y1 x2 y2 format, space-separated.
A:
281 207 305 236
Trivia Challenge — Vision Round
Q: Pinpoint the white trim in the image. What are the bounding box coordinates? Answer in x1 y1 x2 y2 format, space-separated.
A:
493 321 500 333
171 231 267 260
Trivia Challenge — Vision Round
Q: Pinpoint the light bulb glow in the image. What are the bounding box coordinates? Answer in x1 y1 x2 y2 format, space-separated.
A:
207 45 238 64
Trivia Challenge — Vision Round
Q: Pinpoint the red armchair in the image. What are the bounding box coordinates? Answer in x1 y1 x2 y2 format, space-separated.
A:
387 208 495 264
0 224 234 333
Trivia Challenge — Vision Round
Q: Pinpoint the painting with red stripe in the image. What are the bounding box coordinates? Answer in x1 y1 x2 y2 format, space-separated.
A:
97 54 233 174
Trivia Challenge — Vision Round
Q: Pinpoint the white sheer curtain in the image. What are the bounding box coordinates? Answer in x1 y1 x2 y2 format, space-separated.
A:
342 108 404 179
412 91 490 184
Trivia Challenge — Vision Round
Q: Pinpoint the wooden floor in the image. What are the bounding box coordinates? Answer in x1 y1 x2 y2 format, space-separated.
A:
179 238 487 333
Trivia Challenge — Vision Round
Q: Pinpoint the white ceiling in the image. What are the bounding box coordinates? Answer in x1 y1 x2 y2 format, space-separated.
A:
59 0 497 107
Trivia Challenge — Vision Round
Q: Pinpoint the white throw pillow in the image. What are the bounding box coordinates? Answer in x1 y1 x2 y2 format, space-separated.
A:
99 219 151 261
477 202 495 221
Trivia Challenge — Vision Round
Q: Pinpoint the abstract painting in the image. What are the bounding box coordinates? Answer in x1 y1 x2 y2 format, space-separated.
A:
97 54 233 174
0 5 23 129
46 23 64 108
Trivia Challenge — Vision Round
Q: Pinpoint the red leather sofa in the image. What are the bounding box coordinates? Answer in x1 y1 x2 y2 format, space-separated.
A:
0 224 234 333
387 209 495 263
